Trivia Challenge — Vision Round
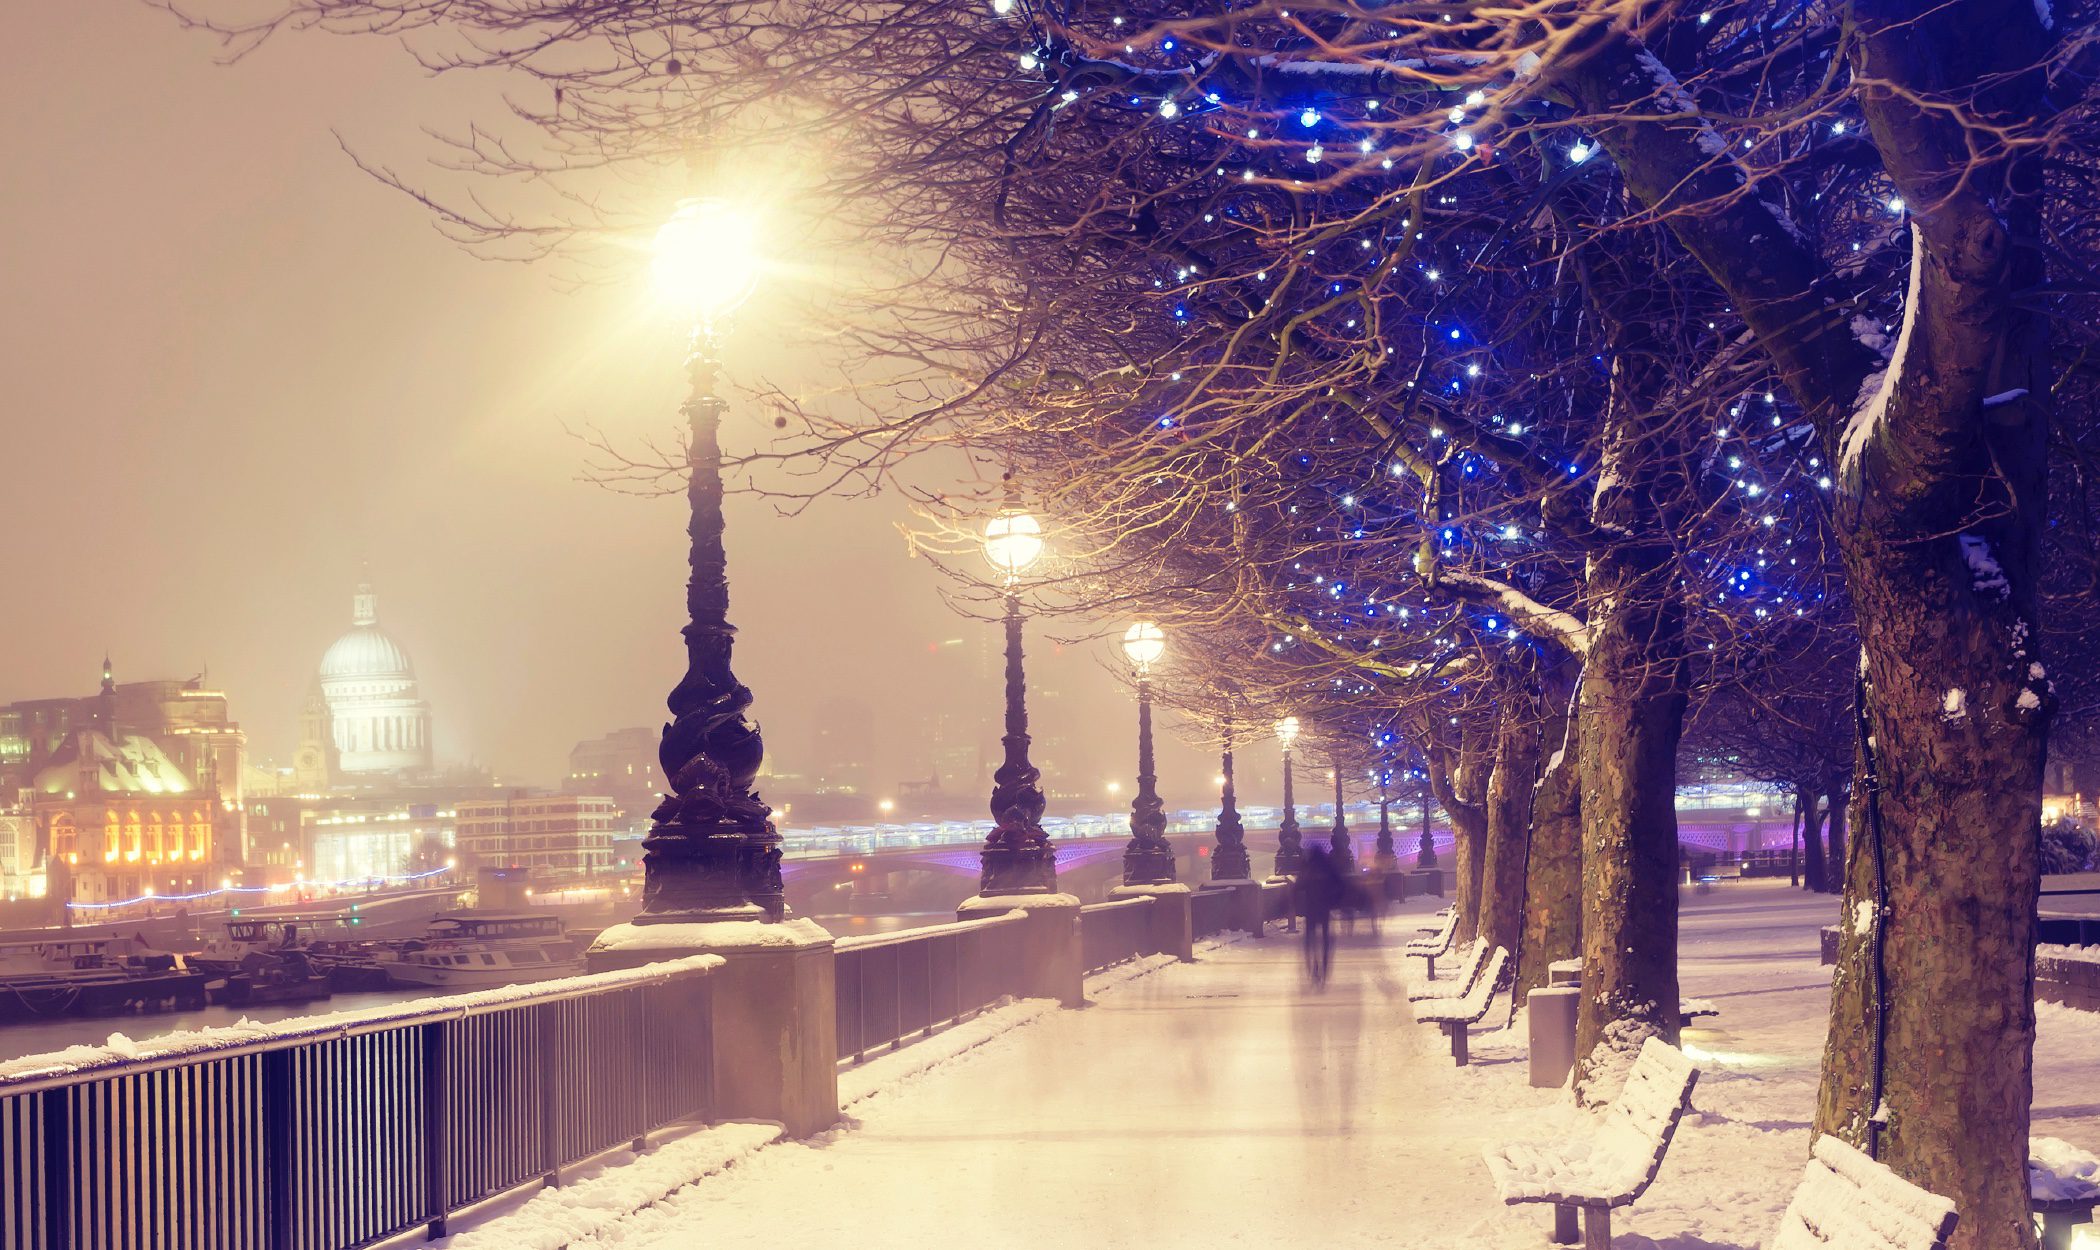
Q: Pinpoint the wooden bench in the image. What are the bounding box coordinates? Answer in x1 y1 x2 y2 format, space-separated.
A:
1678 998 1719 1027
1770 1134 1957 1249
1413 945 1508 1065
2031 1135 2100 1250
1407 939 1488 1004
1405 908 1459 979
1483 1036 1698 1248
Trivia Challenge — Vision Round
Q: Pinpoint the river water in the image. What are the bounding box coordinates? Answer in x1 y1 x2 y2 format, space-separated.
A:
0 909 947 1064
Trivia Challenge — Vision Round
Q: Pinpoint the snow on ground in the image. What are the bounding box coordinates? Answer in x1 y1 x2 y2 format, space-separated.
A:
461 884 2100 1250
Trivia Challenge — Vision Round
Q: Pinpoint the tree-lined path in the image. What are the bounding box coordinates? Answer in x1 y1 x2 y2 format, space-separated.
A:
444 885 2100 1250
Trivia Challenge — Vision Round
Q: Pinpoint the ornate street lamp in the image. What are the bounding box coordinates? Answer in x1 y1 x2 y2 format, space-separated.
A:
1272 715 1304 878
1418 772 1438 870
1211 715 1252 881
1119 622 1175 886
1329 757 1354 873
630 197 782 924
977 508 1056 894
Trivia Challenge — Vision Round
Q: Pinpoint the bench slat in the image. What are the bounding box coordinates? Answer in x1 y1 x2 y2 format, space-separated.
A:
1414 947 1509 1024
1771 1136 1957 1250
1408 940 1489 1002
1484 1037 1698 1210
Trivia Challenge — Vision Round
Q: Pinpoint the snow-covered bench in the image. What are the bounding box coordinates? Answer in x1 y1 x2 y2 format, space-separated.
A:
1413 945 1508 1065
1407 939 1488 1003
1482 1036 1698 1247
1678 998 1719 1026
1770 1134 1956 1249
2031 1136 2100 1250
1405 908 1459 979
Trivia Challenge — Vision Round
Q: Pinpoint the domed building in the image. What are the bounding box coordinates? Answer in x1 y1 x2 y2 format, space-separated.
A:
312 581 433 782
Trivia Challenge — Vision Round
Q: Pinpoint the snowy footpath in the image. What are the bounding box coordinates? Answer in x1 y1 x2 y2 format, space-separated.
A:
440 882 2100 1250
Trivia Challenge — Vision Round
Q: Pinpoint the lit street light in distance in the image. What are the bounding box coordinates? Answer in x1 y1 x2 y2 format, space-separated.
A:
1106 782 1122 795
878 798 896 816
983 511 1045 579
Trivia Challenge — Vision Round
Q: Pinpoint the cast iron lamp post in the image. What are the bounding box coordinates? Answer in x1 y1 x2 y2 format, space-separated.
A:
1328 757 1354 872
632 197 783 924
1119 622 1175 885
977 509 1057 894
1418 772 1438 870
1211 716 1251 881
1374 764 1399 871
1272 716 1304 878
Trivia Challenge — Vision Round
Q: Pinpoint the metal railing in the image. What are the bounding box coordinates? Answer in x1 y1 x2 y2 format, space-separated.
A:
1190 886 1240 940
832 912 1028 1063
1261 880 1296 923
1079 897 1154 974
0 957 718 1250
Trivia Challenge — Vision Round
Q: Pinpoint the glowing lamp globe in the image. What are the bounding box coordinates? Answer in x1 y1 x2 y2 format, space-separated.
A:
653 198 763 322
1121 621 1166 671
1275 715 1301 750
983 510 1044 577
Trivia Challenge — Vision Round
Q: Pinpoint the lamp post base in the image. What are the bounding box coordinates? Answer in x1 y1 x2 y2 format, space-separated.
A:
1121 841 1178 887
637 818 784 923
978 841 1058 895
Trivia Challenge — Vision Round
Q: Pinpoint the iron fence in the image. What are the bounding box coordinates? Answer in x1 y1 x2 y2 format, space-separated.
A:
1261 881 1295 923
1079 897 1154 973
0 956 717 1250
832 913 1028 1063
1190 887 1239 940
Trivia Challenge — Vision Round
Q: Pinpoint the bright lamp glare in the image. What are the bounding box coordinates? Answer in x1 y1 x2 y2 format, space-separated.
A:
1276 715 1300 749
1122 620 1166 670
653 198 763 320
983 511 1044 576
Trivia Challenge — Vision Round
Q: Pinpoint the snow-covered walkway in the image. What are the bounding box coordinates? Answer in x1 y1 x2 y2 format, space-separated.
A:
454 884 2100 1250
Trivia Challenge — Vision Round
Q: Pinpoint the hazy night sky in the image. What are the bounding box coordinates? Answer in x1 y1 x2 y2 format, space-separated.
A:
1 5 1270 813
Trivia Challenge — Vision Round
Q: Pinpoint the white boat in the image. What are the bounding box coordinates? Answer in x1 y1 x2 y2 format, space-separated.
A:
381 912 585 988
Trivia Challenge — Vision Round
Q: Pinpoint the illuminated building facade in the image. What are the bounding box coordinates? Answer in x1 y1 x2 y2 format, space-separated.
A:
2 661 247 902
457 794 618 874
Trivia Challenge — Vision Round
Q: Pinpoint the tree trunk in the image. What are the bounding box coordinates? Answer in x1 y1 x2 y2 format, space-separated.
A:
1480 694 1542 958
1430 726 1492 943
1573 559 1689 1101
1823 778 1848 896
1809 9 2054 1244
1520 663 1583 996
1790 798 1802 887
1550 5 2051 1237
1801 782 1828 894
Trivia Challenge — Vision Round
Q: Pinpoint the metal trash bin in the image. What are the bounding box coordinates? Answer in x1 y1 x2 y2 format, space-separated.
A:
1528 986 1580 1089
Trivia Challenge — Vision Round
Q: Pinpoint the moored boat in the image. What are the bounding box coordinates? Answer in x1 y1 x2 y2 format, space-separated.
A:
0 937 209 1023
381 912 585 989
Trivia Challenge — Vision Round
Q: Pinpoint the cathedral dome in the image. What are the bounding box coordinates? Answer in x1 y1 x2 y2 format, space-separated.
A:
312 580 434 781
319 583 415 683
320 626 415 683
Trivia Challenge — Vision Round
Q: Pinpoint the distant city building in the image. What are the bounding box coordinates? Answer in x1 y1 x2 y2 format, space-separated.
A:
1 660 246 903
0 812 35 899
807 698 874 793
564 727 661 822
457 794 618 875
304 579 434 786
247 794 460 883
